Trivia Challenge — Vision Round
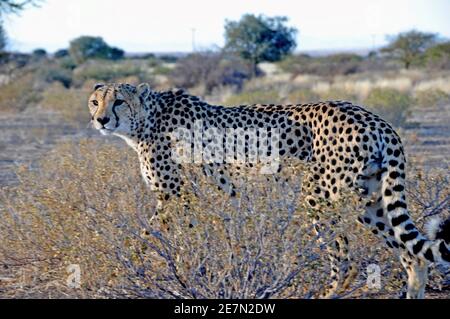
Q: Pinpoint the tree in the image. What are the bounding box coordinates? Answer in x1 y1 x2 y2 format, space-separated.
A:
224 14 297 76
0 0 41 15
0 23 5 52
69 36 124 64
382 30 438 69
424 41 450 69
0 0 42 55
32 48 46 58
54 48 69 58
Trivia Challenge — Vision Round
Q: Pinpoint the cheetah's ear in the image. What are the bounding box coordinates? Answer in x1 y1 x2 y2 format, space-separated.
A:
137 83 151 99
94 83 105 91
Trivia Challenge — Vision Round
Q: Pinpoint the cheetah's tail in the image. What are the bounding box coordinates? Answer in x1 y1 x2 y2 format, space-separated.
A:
380 147 450 265
425 217 450 244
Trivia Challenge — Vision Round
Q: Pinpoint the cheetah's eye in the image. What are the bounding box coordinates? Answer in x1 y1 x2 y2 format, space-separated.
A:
113 99 125 107
91 100 99 106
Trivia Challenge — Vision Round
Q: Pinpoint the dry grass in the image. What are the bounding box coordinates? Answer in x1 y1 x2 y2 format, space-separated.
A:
39 83 91 125
0 138 448 298
0 58 449 299
0 73 40 113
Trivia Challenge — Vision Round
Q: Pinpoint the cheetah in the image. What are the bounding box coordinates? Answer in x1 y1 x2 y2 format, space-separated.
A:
88 82 450 299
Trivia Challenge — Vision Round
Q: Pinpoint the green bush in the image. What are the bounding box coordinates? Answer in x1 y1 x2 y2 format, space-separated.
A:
424 41 450 69
32 48 47 59
364 88 412 127
69 36 124 64
414 89 450 107
153 64 173 76
58 56 77 70
54 49 69 59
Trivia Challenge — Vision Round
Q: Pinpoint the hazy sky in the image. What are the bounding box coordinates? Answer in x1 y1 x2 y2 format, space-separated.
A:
4 0 450 53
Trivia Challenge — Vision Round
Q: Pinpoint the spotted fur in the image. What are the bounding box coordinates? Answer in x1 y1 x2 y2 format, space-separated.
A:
88 83 450 298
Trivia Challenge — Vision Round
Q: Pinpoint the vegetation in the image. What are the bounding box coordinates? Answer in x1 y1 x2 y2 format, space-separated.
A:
224 14 297 76
0 139 447 298
0 0 42 58
171 51 252 93
0 23 5 53
364 88 412 127
0 73 40 112
382 30 438 69
424 41 450 69
0 0 41 15
69 36 124 64
0 17 449 298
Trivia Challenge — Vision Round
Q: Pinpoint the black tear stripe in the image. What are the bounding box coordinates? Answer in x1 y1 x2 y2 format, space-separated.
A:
400 231 418 243
112 104 132 128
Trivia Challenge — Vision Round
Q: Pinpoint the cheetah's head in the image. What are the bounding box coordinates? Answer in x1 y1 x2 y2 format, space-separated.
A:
88 83 151 137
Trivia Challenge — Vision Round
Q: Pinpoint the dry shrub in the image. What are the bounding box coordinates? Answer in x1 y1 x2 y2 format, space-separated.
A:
0 73 41 113
413 89 450 108
40 83 90 126
286 89 319 104
72 60 150 87
364 88 412 127
170 52 252 94
317 88 358 102
223 90 280 106
0 139 336 298
0 138 448 298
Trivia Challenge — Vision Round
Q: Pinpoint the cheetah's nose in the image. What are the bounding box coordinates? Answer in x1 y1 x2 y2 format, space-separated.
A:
97 117 110 126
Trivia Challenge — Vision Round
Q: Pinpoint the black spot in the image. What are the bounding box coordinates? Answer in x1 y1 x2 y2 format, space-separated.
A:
400 231 418 242
439 241 450 262
376 222 385 231
376 209 384 217
387 201 407 212
389 160 398 167
424 249 434 262
391 214 409 226
393 185 404 192
412 239 426 254
435 218 450 244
